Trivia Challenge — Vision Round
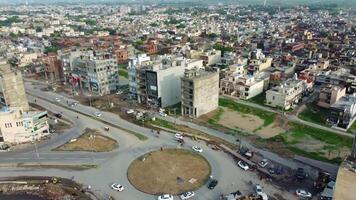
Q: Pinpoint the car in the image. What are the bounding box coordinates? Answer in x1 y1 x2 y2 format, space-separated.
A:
158 194 173 200
295 189 312 198
55 97 61 102
93 112 102 117
296 168 306 180
238 160 249 171
258 159 269 168
111 183 124 192
159 111 167 117
54 113 62 118
180 191 195 199
116 90 123 95
192 146 203 153
254 184 264 196
175 133 183 140
126 109 135 114
207 179 218 189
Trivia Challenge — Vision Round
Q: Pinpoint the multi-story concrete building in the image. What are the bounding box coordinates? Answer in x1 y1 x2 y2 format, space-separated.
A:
0 62 29 111
318 85 346 108
0 107 49 144
181 69 219 118
201 49 221 66
72 52 119 95
266 75 306 110
128 54 185 107
42 52 64 83
115 48 129 64
328 94 356 130
247 49 272 74
17 52 39 67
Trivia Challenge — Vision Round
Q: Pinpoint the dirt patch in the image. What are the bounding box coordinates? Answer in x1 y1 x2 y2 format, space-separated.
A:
127 148 211 195
53 128 118 152
218 108 264 132
255 123 286 139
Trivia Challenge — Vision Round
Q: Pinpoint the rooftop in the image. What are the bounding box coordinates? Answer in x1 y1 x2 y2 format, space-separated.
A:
333 157 356 200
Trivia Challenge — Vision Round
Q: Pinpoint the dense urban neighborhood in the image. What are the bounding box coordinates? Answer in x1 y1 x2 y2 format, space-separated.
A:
0 1 355 200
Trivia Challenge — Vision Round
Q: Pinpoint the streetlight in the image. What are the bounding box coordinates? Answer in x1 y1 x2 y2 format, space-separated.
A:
32 135 39 161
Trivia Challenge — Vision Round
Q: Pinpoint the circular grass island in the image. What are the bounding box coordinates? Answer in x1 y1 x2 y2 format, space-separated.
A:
127 148 211 195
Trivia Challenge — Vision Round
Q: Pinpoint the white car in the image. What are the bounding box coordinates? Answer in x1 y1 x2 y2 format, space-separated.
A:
258 159 268 168
295 189 312 198
180 191 195 199
159 111 167 117
94 112 102 117
192 146 203 153
111 183 124 192
126 109 135 114
158 194 173 200
55 97 61 102
175 133 183 140
238 160 249 171
254 184 264 196
116 90 123 95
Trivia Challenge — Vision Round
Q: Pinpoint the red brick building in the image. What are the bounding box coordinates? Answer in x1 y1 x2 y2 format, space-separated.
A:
42 52 63 82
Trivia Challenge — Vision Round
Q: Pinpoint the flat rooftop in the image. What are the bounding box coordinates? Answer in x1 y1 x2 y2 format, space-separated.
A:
333 157 356 200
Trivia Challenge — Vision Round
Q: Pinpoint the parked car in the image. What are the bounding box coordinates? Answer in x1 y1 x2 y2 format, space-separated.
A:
238 160 249 171
159 111 167 117
175 133 183 140
192 146 203 153
207 179 218 189
295 189 312 199
54 113 62 118
93 112 102 117
55 97 61 102
296 168 306 180
111 183 124 192
126 109 135 114
258 159 269 168
254 184 264 196
158 194 173 200
116 90 123 95
180 191 195 199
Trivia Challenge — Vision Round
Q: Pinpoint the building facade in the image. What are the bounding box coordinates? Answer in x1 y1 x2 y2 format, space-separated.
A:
318 85 346 108
181 69 219 118
0 63 29 111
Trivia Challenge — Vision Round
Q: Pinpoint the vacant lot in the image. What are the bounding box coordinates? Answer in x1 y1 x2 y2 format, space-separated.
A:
298 103 330 127
54 128 118 152
127 149 211 195
218 108 264 132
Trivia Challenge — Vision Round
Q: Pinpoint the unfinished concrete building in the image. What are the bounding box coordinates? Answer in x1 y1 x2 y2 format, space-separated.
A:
181 69 219 118
0 62 29 111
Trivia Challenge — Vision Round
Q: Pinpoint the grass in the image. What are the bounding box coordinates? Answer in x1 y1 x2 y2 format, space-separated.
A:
53 128 118 152
165 102 182 116
263 122 352 164
127 148 211 195
248 92 266 106
298 103 330 126
151 118 178 130
347 121 356 133
218 98 276 127
118 68 128 79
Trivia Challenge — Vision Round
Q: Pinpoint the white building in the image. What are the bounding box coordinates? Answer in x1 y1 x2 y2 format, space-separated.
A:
266 75 306 110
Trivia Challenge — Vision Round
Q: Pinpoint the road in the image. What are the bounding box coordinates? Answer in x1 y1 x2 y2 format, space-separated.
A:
0 81 298 200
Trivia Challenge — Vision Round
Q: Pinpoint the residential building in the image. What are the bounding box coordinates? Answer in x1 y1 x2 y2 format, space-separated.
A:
266 75 306 110
42 52 64 82
18 52 39 67
0 62 29 111
201 49 221 66
115 48 129 64
72 51 119 95
128 54 185 107
0 107 49 144
181 69 219 118
328 94 356 130
247 49 272 74
318 85 346 108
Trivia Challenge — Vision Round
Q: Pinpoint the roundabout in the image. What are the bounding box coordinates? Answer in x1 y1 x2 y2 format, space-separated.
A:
127 148 211 195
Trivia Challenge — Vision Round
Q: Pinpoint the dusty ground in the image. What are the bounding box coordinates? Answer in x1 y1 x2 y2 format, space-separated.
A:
127 148 211 195
54 128 118 152
218 108 264 132
255 123 286 139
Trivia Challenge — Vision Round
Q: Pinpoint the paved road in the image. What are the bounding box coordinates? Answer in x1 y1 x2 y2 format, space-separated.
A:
0 81 297 200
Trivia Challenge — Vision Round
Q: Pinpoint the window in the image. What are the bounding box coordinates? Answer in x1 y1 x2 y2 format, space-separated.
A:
272 96 275 100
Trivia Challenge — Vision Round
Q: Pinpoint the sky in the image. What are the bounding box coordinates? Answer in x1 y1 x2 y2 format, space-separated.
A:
0 0 355 6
